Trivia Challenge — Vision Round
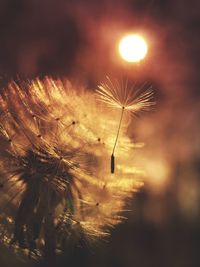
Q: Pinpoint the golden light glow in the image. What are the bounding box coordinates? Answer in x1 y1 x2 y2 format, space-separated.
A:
118 34 148 62
144 159 169 192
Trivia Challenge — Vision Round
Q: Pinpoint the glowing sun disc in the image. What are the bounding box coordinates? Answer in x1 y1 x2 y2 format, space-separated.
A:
119 34 148 62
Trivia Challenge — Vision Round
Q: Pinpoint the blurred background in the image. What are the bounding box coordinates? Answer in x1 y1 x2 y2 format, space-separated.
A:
0 0 200 266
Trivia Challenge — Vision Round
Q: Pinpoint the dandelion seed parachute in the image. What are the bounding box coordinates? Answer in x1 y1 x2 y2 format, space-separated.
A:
96 77 155 113
0 78 144 259
96 77 155 173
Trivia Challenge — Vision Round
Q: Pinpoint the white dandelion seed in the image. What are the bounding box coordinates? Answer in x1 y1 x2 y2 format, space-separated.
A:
96 77 155 173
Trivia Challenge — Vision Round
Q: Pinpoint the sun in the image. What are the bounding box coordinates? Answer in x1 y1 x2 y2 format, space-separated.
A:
118 34 148 63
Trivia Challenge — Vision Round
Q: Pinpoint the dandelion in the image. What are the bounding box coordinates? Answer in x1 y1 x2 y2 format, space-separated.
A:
96 77 155 173
0 77 144 260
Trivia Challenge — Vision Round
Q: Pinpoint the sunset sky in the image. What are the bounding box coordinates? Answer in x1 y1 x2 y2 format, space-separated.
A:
0 1 200 267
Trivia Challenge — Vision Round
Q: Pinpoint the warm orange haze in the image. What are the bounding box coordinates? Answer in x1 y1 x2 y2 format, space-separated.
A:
0 0 199 266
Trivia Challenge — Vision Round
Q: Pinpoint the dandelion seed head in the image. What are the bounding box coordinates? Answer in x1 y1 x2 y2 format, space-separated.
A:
0 77 144 259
